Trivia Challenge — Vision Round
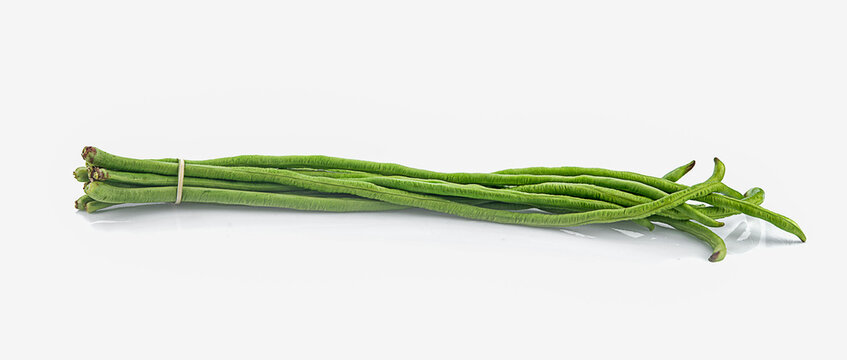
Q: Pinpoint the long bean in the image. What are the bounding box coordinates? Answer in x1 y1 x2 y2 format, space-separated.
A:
77 147 807 261
83 147 727 228
701 192 804 241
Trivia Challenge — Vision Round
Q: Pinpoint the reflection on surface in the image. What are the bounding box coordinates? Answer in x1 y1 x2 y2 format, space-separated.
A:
79 204 799 261
81 202 343 231
724 218 759 254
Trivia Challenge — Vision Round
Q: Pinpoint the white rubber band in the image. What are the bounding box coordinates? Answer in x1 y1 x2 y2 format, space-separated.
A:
175 158 185 204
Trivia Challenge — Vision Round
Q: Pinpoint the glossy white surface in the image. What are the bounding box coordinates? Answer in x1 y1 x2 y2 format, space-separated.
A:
2 1 845 359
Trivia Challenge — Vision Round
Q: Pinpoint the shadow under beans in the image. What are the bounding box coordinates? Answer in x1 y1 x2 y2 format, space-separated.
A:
554 215 800 258
722 218 761 254
715 215 803 251
78 202 404 232
77 204 799 260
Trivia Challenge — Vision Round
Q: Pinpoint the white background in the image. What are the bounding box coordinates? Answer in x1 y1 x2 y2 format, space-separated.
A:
1 1 845 359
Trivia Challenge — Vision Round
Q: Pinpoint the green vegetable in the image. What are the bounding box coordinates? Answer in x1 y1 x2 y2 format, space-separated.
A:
83 147 726 227
74 146 806 262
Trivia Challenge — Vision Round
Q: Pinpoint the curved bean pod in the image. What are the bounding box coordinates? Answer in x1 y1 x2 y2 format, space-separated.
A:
700 192 805 241
648 215 727 262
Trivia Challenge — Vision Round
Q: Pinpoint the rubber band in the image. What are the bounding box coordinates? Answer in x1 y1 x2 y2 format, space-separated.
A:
175 158 185 204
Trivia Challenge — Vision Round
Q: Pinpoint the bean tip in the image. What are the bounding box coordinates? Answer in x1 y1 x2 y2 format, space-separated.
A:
744 187 763 198
708 250 726 262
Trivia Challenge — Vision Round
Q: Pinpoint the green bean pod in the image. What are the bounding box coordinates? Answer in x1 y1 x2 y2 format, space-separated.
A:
701 192 805 241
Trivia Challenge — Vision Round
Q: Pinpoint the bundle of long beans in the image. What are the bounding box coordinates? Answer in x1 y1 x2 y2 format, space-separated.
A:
74 146 805 262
